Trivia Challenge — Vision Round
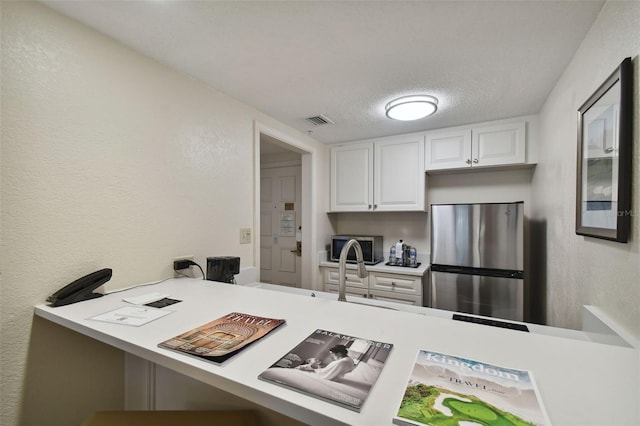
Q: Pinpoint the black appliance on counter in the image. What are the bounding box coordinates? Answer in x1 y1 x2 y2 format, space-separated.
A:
206 256 240 283
330 235 384 265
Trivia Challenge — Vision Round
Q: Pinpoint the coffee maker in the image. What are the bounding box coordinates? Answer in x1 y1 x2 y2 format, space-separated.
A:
206 256 240 284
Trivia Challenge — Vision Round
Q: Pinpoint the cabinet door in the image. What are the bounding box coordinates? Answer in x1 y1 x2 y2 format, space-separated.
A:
472 122 525 167
425 129 472 170
330 143 374 212
324 268 368 289
374 134 426 211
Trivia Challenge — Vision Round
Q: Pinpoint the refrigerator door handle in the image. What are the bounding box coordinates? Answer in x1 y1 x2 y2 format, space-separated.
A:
429 283 438 307
473 204 481 267
430 277 436 307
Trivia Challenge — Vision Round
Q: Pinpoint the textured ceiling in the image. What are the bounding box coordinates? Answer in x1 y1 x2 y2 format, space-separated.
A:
42 1 604 144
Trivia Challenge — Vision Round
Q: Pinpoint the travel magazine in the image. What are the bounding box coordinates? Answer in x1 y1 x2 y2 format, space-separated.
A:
394 350 550 426
158 312 285 364
258 329 393 411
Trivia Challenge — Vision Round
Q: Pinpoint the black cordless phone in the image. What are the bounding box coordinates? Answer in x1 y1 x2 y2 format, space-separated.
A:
47 268 112 307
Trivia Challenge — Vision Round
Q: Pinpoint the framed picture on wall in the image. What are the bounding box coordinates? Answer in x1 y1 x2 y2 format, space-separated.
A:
576 57 633 242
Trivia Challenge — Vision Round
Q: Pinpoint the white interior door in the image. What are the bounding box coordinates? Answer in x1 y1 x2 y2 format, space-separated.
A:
260 165 302 287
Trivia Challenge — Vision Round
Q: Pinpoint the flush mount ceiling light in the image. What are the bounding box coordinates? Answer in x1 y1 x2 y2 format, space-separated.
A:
385 95 438 121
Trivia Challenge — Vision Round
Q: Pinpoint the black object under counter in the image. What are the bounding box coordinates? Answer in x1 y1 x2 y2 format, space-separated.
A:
384 262 422 268
452 313 529 332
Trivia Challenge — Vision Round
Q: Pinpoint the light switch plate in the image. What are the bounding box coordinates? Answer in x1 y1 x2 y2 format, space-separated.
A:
240 228 252 244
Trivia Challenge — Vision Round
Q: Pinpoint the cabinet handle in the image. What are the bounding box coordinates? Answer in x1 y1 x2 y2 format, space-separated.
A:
473 158 479 163
373 204 377 209
465 159 472 164
368 204 372 210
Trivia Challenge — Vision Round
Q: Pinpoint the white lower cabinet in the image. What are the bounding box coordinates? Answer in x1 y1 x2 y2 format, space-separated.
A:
368 290 420 305
324 284 368 299
324 268 367 289
369 272 421 296
322 267 423 305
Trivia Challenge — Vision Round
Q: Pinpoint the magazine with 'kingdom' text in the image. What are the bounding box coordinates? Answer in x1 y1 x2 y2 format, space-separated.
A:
394 349 550 426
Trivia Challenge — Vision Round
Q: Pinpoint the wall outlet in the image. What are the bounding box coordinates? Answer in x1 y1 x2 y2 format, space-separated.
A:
173 255 194 275
240 228 252 244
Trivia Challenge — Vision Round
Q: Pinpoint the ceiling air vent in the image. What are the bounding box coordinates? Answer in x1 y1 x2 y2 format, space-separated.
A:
305 114 334 126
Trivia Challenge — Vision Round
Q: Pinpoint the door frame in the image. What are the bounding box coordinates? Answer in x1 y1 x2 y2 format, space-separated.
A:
254 121 317 290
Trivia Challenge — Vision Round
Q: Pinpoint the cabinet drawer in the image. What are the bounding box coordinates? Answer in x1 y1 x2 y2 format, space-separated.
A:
324 268 368 289
368 289 423 305
369 272 421 295
324 284 367 298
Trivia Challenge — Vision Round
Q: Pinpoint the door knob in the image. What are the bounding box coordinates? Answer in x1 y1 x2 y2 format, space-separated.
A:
290 241 302 257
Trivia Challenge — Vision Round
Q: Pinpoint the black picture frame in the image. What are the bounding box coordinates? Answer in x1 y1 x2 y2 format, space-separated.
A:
576 57 633 242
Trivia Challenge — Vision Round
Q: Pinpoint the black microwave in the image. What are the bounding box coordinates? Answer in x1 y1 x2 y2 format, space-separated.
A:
330 235 384 265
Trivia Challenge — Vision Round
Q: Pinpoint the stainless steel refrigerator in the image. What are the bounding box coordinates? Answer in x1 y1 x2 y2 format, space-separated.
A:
429 202 524 321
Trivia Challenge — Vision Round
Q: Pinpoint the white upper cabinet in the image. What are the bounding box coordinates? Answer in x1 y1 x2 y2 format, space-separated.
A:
330 142 373 212
374 134 425 211
425 121 527 171
473 122 526 167
425 129 472 170
330 133 426 212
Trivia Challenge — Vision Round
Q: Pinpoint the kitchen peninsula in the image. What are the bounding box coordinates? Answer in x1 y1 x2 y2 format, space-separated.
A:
35 278 639 426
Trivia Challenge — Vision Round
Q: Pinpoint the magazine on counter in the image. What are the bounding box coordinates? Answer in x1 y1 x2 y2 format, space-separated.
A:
158 312 285 364
393 350 550 426
258 328 393 412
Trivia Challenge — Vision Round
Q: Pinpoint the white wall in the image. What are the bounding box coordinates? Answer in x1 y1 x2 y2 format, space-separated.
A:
0 3 327 425
531 1 640 338
334 166 534 256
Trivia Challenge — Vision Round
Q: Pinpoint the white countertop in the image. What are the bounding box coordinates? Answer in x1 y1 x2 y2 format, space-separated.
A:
243 282 599 343
318 259 429 276
318 250 429 276
35 278 640 426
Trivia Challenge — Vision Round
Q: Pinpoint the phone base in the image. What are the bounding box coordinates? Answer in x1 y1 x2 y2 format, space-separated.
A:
49 291 103 307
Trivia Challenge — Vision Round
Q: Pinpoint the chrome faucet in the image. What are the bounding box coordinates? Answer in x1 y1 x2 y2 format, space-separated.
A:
338 239 368 302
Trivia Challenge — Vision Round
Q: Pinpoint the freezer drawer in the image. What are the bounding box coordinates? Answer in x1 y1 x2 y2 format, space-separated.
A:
430 271 523 321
